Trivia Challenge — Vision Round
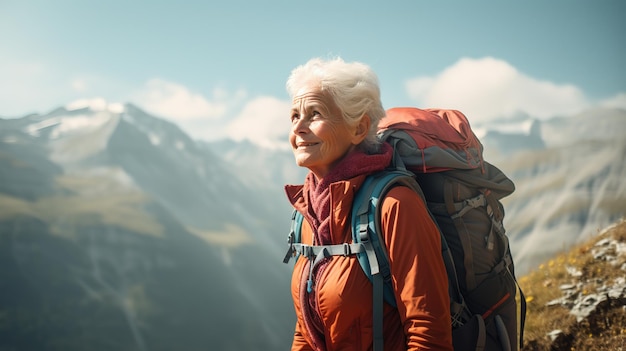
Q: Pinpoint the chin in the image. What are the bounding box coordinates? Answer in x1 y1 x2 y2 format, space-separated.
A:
296 161 311 169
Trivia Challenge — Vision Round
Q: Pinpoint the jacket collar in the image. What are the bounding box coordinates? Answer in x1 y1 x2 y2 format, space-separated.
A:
285 174 368 244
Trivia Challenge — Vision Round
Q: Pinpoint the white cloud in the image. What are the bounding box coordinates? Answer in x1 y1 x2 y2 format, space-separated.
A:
132 79 241 120
405 57 590 123
65 98 124 113
130 79 255 142
225 96 292 150
600 92 626 110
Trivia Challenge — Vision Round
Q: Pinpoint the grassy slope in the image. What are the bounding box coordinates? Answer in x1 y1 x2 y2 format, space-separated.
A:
519 219 626 350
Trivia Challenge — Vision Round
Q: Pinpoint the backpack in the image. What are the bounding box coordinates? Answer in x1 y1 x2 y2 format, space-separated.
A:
283 107 526 351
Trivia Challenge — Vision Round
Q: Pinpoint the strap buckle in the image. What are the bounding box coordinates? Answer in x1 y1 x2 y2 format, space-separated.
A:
343 243 351 256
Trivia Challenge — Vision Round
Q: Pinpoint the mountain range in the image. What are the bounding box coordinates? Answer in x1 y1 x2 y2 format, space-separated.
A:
1 102 624 350
0 104 295 351
478 108 626 273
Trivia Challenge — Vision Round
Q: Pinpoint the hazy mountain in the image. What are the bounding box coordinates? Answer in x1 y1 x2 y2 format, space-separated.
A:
201 138 308 189
479 119 545 159
488 108 626 274
0 103 295 351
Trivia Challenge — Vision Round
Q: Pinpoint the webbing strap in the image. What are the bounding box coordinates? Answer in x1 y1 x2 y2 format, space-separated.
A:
517 277 527 350
450 194 486 220
443 243 470 328
495 243 526 350
372 272 384 351
445 182 478 291
288 242 368 293
362 238 383 351
504 257 527 350
491 224 526 350
290 242 366 260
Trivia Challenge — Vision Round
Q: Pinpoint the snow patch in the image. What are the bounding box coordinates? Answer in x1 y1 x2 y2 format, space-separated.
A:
65 98 125 114
37 112 122 164
1 135 19 143
25 117 62 136
49 113 113 139
148 133 161 146
474 119 535 138
24 102 123 141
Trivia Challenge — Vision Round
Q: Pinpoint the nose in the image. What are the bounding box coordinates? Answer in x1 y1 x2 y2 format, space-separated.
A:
292 116 309 134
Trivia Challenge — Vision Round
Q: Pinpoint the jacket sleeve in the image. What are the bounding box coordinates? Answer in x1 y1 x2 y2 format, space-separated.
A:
381 186 454 351
291 320 315 351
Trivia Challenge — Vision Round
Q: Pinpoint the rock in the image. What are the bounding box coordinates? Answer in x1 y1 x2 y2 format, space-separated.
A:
547 329 563 341
570 293 608 322
566 265 582 277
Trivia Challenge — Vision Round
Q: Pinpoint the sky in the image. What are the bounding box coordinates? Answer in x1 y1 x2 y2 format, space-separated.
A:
1 0 624 149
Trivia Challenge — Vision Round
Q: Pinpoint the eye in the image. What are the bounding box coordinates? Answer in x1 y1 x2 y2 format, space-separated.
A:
290 112 300 123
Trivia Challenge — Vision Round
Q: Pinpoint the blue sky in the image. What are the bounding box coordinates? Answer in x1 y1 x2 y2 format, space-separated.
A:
1 0 624 148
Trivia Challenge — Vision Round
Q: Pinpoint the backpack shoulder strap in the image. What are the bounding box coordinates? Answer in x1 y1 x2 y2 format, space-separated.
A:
350 169 418 306
354 170 470 328
351 169 416 351
292 209 304 244
282 210 304 263
353 169 471 350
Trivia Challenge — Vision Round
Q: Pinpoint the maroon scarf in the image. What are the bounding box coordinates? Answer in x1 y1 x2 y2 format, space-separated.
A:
300 143 392 351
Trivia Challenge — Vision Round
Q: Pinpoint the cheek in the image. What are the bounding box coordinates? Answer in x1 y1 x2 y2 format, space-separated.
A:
321 124 351 151
288 129 296 145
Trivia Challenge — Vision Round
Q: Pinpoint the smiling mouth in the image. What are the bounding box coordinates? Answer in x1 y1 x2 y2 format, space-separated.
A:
296 142 319 148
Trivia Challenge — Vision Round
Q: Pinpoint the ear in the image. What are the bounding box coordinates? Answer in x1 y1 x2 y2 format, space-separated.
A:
351 114 371 145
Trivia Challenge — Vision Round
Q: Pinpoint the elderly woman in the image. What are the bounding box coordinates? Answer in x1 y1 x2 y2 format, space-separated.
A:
284 57 453 351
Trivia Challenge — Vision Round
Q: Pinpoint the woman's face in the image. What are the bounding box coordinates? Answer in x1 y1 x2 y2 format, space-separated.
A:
289 84 362 179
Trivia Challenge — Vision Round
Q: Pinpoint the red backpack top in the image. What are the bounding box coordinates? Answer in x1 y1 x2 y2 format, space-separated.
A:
379 107 484 173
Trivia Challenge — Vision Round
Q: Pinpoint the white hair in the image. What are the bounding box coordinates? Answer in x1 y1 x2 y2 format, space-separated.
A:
286 57 385 153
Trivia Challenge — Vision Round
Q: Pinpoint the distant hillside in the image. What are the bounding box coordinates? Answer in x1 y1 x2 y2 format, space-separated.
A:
480 108 626 275
519 219 626 350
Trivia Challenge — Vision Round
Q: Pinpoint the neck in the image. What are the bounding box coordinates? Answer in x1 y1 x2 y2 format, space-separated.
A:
310 145 357 180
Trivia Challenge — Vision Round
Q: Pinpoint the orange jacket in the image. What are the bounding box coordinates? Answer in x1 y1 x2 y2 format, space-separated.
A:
285 174 453 351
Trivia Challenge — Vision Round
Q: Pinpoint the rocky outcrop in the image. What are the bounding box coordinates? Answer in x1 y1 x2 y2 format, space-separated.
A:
540 231 626 350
